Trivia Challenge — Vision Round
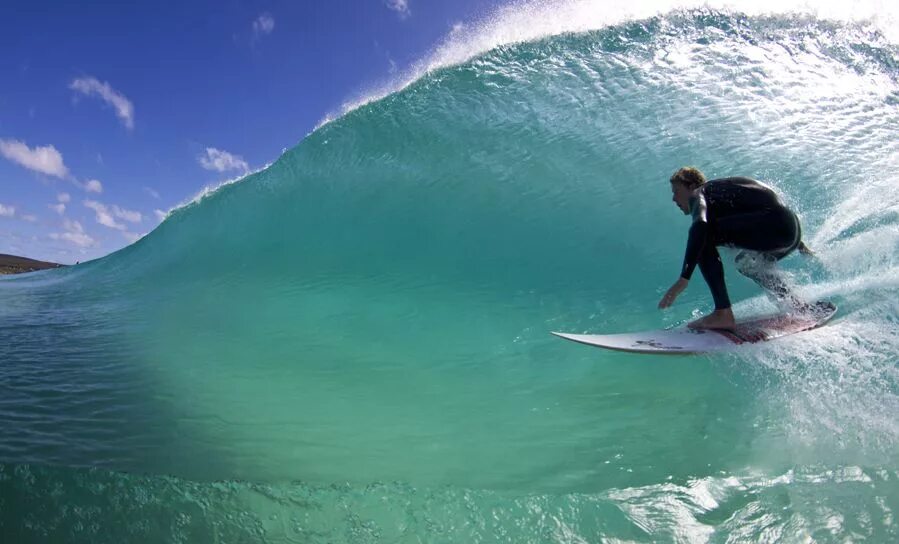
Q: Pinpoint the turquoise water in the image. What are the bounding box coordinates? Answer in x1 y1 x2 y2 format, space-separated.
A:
2 7 898 542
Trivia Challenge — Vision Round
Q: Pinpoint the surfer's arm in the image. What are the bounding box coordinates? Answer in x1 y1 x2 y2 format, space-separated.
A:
658 277 688 309
660 193 706 309
679 192 708 280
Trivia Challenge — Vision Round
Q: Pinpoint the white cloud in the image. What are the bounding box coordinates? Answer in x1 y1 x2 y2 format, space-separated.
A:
144 187 160 199
112 204 142 223
253 13 275 36
198 147 249 173
49 203 66 215
58 192 71 203
0 139 69 178
82 200 141 230
50 219 95 248
76 179 103 193
70 76 135 130
154 209 167 222
84 200 125 230
385 0 410 19
0 204 37 222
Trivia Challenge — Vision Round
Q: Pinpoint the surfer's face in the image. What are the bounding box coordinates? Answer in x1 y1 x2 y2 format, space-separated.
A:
671 182 692 215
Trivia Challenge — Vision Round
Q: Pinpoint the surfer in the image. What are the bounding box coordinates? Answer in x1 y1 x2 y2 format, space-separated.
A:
658 167 813 330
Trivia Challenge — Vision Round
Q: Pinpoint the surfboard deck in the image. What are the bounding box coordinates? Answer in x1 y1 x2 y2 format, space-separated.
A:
552 301 837 355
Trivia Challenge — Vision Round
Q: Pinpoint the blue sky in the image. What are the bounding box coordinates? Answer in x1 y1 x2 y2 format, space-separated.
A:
1 0 504 264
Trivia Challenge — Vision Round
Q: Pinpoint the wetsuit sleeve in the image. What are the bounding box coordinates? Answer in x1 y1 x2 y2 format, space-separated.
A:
680 192 708 280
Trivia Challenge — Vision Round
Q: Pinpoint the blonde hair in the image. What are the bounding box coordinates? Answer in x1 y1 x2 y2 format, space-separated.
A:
669 167 706 189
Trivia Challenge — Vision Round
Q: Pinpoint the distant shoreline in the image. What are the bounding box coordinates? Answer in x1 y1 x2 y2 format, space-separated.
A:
0 254 66 275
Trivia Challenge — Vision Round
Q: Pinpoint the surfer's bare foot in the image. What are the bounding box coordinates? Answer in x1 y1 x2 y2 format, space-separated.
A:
688 309 736 331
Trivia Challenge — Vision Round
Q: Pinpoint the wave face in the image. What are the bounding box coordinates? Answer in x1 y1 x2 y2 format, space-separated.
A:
2 9 898 542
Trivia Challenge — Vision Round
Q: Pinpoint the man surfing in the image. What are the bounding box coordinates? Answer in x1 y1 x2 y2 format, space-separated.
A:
658 167 813 330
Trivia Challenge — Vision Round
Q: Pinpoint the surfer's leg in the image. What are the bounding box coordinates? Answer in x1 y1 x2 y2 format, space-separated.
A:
689 243 736 330
715 208 800 255
735 251 807 310
697 244 731 310
717 208 807 310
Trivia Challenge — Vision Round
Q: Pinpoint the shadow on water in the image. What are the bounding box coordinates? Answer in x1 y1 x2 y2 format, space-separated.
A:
0 268 242 481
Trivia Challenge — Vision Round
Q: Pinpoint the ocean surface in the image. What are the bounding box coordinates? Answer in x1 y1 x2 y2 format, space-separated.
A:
2 3 898 542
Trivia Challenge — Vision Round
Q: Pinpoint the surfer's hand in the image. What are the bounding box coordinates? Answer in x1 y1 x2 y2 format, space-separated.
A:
659 278 688 309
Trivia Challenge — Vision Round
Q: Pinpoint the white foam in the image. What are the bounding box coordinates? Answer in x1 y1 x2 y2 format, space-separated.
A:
322 0 899 128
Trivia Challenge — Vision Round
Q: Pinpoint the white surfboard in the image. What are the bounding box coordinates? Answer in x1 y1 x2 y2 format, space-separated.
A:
552 301 837 355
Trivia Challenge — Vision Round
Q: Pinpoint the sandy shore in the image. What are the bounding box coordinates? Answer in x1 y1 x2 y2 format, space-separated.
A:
0 254 66 275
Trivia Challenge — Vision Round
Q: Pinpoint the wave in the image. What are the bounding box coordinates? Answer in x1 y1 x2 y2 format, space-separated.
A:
1 6 897 542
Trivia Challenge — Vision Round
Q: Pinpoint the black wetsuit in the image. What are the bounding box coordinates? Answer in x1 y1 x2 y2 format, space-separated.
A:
681 177 802 310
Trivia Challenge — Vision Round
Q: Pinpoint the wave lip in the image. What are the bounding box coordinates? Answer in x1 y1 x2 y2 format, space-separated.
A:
328 0 899 126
